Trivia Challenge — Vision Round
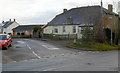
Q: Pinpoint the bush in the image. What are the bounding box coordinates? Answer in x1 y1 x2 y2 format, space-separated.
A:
81 27 94 42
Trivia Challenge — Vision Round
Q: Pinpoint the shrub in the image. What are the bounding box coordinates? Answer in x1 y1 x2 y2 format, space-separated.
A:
81 27 94 42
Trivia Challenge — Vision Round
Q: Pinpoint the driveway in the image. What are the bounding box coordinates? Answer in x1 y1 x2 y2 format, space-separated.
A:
2 38 119 71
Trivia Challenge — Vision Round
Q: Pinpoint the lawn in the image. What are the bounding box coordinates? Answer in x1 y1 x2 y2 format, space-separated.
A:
66 43 120 51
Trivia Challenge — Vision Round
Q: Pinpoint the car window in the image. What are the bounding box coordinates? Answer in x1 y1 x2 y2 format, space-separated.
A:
0 35 7 40
7 35 10 38
7 34 11 38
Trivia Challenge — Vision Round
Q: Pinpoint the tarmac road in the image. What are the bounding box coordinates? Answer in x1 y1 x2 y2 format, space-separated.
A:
2 38 119 71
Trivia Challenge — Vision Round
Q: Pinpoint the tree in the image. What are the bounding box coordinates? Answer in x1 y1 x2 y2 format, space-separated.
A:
33 26 42 32
33 26 43 38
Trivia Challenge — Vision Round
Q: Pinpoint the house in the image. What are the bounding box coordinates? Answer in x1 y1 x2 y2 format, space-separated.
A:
0 23 3 34
2 19 19 35
44 5 120 39
12 25 44 38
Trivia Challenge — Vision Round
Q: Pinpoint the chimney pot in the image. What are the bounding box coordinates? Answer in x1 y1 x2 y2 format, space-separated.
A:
14 19 16 22
108 4 113 12
9 19 11 21
63 9 67 13
2 21 4 24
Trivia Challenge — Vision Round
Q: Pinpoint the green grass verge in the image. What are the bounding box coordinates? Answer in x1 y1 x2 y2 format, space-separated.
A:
66 43 120 51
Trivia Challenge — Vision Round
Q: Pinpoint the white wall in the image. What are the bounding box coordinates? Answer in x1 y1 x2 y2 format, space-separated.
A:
3 22 19 35
44 25 94 39
44 25 79 35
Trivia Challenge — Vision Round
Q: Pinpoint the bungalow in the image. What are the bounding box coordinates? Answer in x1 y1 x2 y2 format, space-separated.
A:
44 5 120 39
12 25 44 38
1 19 19 35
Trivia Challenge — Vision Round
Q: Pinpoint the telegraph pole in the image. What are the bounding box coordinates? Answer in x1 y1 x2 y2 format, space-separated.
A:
109 16 113 45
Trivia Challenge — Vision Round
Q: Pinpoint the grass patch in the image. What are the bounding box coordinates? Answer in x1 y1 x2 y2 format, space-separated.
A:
90 43 120 51
66 43 120 51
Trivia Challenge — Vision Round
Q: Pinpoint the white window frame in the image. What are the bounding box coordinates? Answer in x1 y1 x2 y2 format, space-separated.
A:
73 26 76 33
54 26 58 33
63 26 66 33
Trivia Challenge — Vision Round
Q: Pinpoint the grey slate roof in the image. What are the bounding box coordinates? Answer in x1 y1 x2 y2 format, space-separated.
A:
2 21 14 28
48 6 118 26
12 25 43 32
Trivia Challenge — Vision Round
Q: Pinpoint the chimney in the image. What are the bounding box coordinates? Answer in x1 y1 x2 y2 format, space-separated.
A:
9 19 11 21
108 4 113 12
63 9 67 13
14 19 16 22
2 21 4 24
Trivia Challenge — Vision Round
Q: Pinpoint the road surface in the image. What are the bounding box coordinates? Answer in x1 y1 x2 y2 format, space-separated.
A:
2 38 119 71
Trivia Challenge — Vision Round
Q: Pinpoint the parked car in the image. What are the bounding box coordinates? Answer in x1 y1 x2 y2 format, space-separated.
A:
0 34 12 50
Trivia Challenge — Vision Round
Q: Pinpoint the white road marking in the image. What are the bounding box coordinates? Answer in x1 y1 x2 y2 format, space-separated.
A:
51 48 59 50
26 44 41 59
43 66 64 71
12 61 16 62
42 45 59 50
32 51 41 59
42 62 82 71
17 41 25 44
43 65 68 71
42 45 48 48
60 54 65 56
27 45 32 50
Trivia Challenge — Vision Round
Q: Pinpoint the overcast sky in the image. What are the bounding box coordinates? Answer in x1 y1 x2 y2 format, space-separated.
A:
0 0 119 25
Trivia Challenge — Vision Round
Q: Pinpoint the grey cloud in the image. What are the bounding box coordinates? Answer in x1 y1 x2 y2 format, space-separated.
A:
18 10 59 24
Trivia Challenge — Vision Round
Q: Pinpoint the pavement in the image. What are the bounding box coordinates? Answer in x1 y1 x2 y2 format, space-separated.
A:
1 38 119 71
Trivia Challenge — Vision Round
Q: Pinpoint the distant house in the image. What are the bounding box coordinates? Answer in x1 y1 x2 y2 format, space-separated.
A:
12 25 43 38
44 5 120 39
0 23 3 34
2 19 19 35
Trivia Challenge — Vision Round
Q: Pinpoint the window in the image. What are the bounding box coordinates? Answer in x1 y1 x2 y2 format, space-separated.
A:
81 27 93 34
0 35 7 40
63 26 66 33
21 33 25 35
73 26 76 33
17 33 20 35
81 27 85 32
25 31 29 35
54 26 58 33
67 17 73 24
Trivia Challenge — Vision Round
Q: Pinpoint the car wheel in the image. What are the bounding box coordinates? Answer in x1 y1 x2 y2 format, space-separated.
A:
9 44 12 47
2 47 7 50
5 45 8 50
